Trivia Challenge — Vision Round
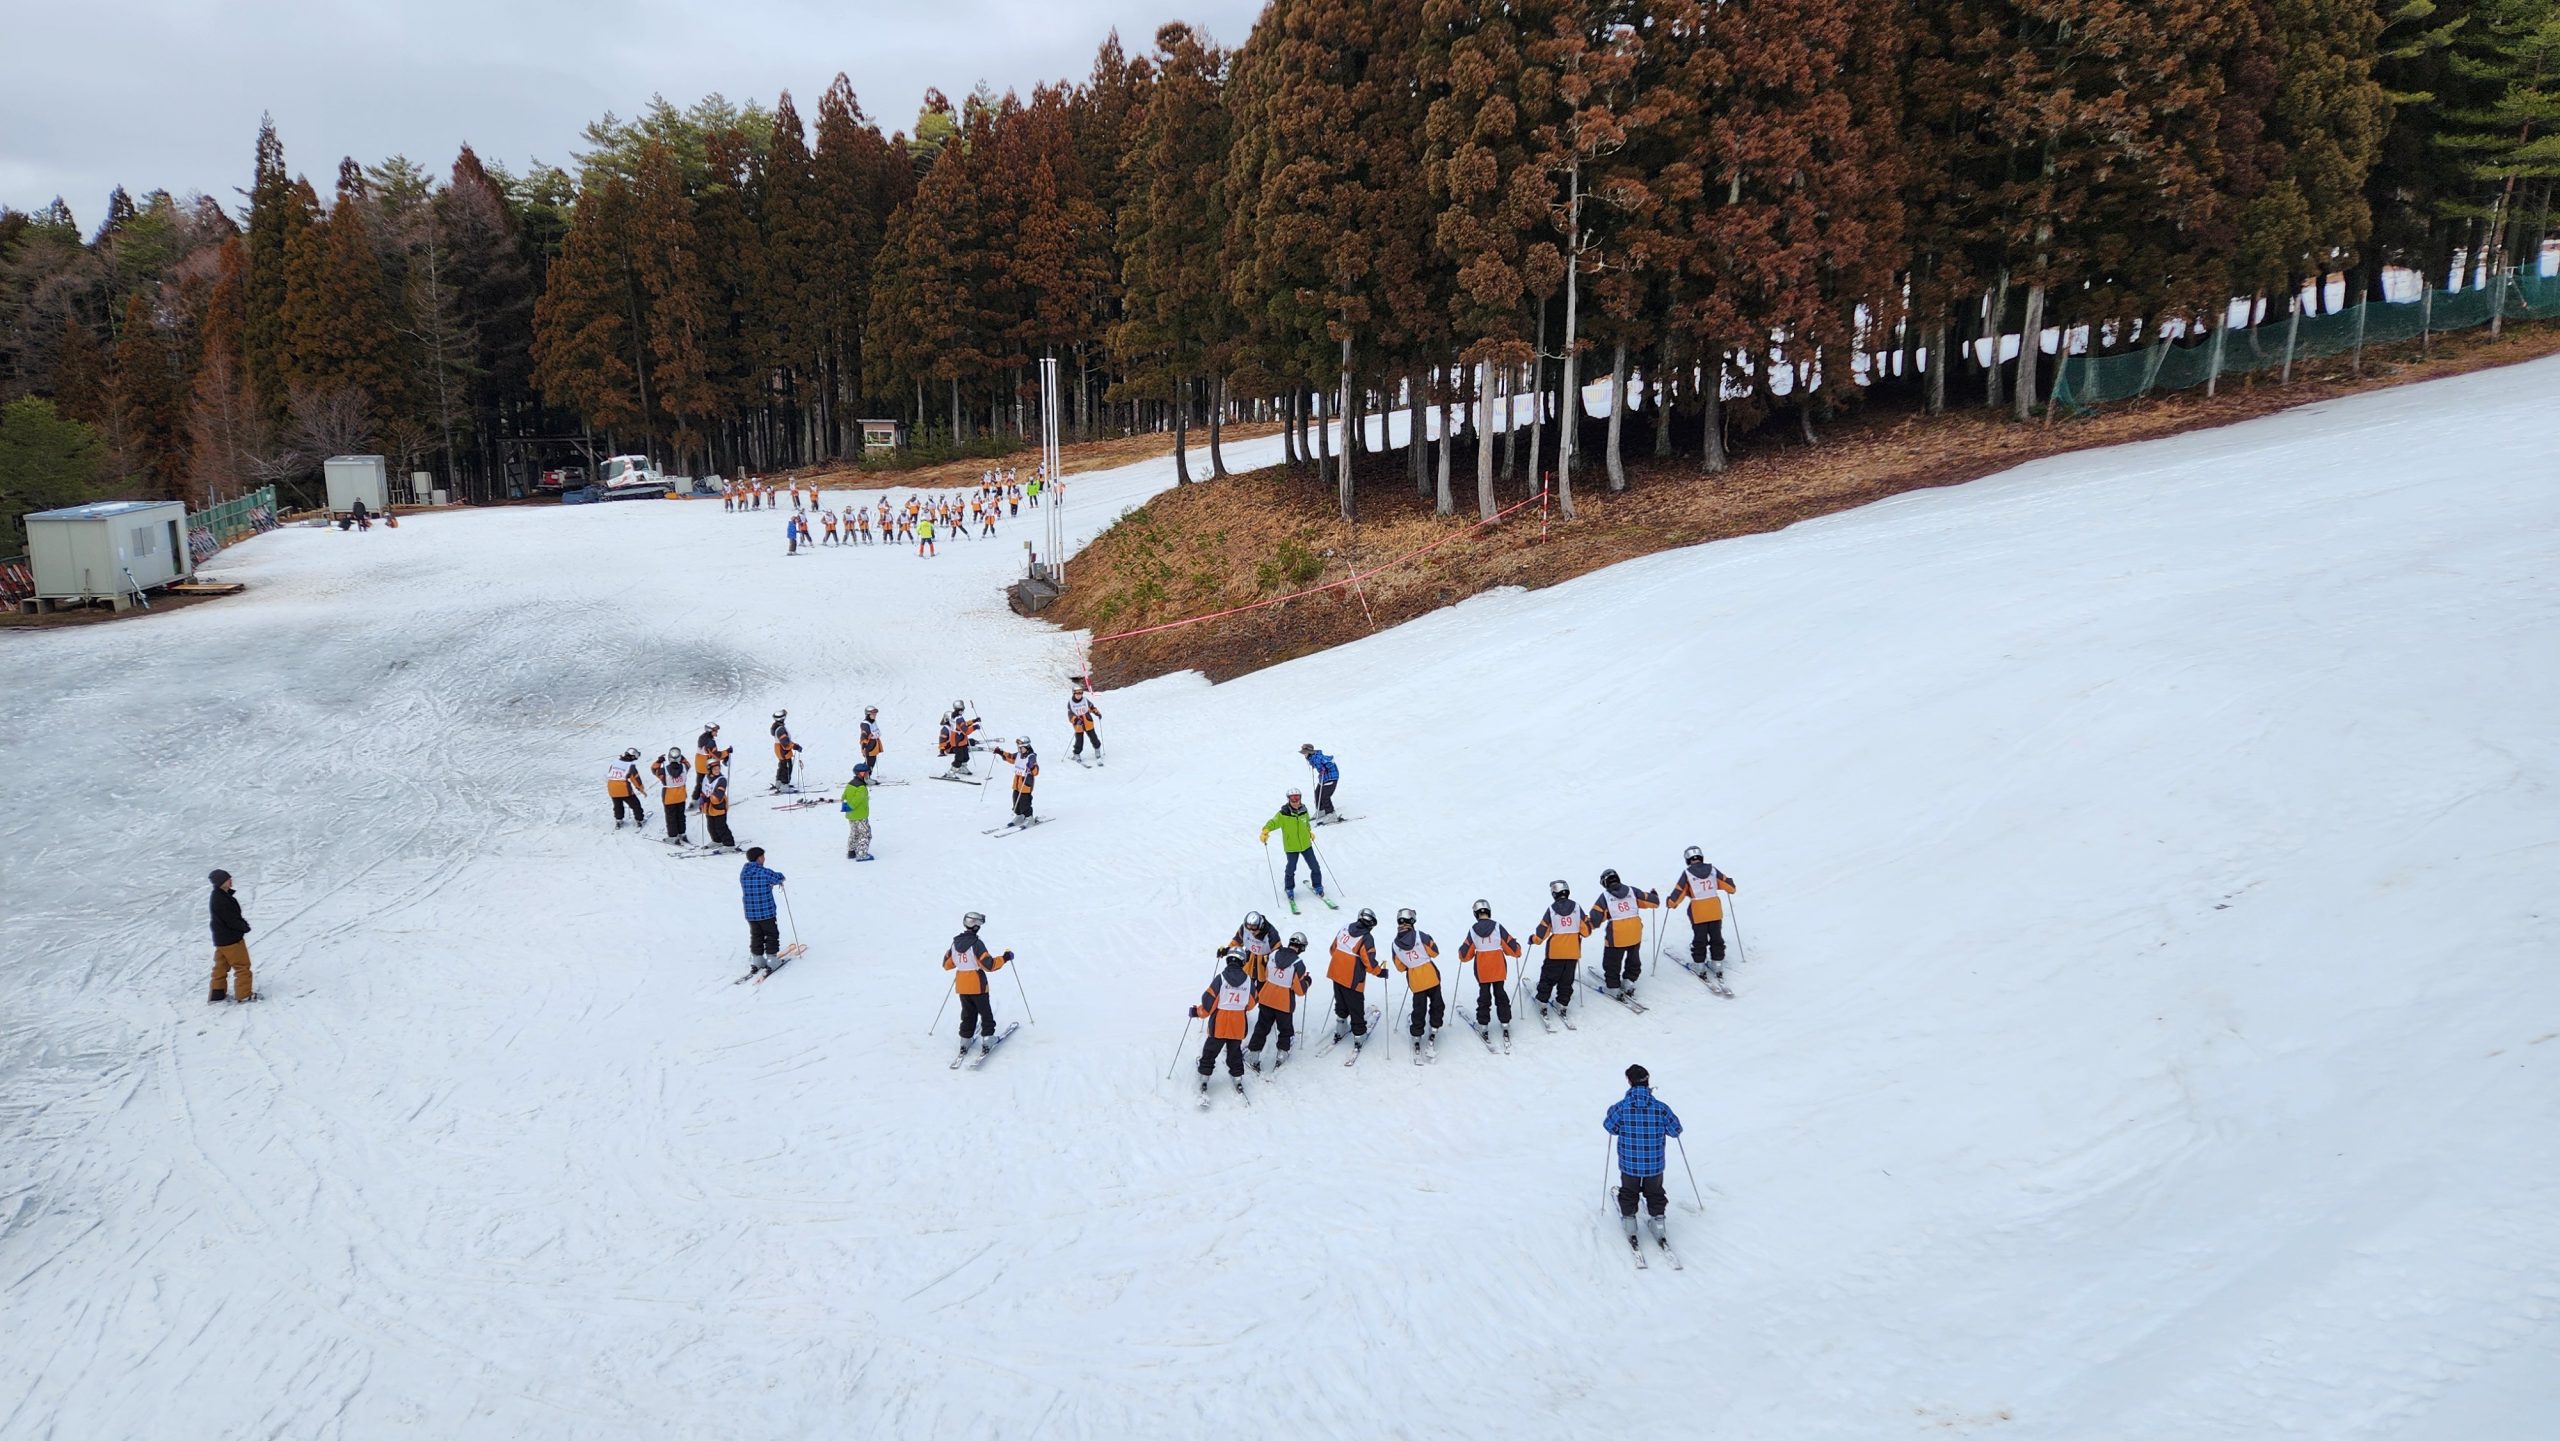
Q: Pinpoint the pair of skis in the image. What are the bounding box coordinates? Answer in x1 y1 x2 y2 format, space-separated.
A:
1672 956 1736 998
1307 1006 1379 1062
1584 967 1650 1013
1462 1015 1514 1054
1611 1202 1685 1270
1069 754 1106 768
950 1021 1021 1069
733 942 809 984
984 816 1049 838
1284 893 1340 916
1197 1075 1251 1108
671 844 744 861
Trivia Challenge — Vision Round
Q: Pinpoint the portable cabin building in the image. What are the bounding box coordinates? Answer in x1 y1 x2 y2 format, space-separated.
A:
24 500 193 607
324 455 391 516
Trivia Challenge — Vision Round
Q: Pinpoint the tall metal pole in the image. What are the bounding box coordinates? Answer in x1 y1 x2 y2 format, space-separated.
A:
1041 355 1065 590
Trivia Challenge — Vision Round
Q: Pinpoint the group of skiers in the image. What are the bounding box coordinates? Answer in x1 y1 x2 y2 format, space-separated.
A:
742 472 1049 557
1183 843 1736 1093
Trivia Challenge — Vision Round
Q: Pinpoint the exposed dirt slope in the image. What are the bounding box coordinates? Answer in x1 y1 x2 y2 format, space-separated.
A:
1053 319 2560 685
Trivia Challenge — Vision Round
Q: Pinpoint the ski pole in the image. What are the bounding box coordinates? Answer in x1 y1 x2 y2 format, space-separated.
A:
1726 896 1745 965
1165 1014 1195 1079
1601 1136 1615 1214
1009 955 1034 1023
1261 841 1283 913
780 885 800 945
1674 1136 1706 1214
928 986 953 1036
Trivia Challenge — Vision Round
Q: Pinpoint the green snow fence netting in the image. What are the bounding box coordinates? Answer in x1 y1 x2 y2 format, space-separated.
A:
2049 266 2556 414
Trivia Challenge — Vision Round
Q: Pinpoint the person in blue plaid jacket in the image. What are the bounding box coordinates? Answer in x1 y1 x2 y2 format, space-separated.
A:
1604 1064 1682 1246
739 848 787 975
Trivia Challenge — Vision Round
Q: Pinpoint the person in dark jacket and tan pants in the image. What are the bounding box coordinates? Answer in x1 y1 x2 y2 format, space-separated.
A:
209 869 254 1002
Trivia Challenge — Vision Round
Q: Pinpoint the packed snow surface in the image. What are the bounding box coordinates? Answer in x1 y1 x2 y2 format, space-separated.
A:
5 361 2557 1440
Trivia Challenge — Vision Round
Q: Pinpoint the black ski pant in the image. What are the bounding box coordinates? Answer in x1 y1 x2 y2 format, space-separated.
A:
706 813 736 848
1012 787 1033 818
775 757 794 789
1249 1006 1295 1054
1313 779 1338 817
1535 959 1576 1010
1197 1034 1244 1077
1283 848 1323 895
1073 727 1101 756
1475 979 1514 1026
747 917 781 959
1689 917 1726 965
959 991 996 1039
664 803 687 841
613 792 647 825
1407 984 1445 1037
1617 1171 1669 1218
1602 942 1642 989
1331 983 1369 1035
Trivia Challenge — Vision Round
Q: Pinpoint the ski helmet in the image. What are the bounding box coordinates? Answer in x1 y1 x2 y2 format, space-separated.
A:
1550 879 1571 898
669 746 684 759
1221 947 1247 966
1287 932 1308 950
952 700 967 713
962 911 985 930
1243 911 1265 929
1472 899 1492 917
1395 907 1417 927
1015 736 1030 749
1684 845 1704 864
1286 787 1303 800
621 747 640 760
865 706 878 719
1299 742 1315 754
1072 684 1085 696
1600 867 1621 888
773 709 787 720
1356 907 1377 926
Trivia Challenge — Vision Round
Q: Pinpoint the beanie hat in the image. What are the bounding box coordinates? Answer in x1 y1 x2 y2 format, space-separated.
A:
1625 1064 1649 1087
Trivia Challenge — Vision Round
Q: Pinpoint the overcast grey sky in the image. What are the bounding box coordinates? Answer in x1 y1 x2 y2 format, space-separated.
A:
3 0 1268 224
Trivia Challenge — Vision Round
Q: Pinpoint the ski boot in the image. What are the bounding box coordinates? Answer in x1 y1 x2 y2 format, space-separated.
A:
208 989 227 1003
1412 1033 1426 1066
1247 1048 1264 1074
958 1041 974 1064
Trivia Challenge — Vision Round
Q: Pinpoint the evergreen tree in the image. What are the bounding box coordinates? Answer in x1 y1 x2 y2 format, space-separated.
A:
0 397 109 548
242 116 296 418
531 173 644 436
50 312 108 426
632 139 722 466
1115 22 1235 482
1422 0 1558 513
187 235 265 499
111 293 185 496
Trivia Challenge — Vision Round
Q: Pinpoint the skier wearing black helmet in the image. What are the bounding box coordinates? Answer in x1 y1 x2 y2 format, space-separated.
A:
1527 879 1593 1027
1587 867 1661 998
1247 931 1313 1071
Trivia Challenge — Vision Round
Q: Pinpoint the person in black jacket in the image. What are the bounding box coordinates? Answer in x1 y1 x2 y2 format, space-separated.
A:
208 869 255 1002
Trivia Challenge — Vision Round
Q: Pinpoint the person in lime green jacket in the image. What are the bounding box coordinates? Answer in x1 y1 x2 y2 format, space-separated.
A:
1258 788 1325 903
841 765 875 860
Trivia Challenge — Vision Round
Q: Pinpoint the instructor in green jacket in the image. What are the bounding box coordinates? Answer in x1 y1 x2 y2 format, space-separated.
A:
842 765 875 860
1258 788 1326 906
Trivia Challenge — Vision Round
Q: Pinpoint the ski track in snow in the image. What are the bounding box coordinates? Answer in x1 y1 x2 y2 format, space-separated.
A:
4 373 2559 1438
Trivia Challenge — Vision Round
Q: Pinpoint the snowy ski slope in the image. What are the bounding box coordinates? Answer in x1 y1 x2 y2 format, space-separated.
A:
3 361 2556 1440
